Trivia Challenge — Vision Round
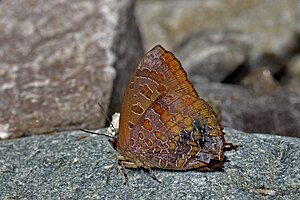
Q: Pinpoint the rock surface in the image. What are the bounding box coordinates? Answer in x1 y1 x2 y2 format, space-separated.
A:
174 30 251 82
0 0 143 139
287 55 300 86
0 128 299 199
136 0 299 57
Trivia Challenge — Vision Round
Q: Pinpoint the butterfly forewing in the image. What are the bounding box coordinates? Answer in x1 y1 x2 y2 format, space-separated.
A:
119 45 199 149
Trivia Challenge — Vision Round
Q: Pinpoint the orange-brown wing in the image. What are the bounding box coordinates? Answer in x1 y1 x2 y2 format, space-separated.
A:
119 45 199 150
126 92 225 170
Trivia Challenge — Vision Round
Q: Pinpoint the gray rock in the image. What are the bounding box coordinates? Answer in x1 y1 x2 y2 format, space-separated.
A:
248 53 287 76
240 67 279 94
174 30 251 82
296 1 300 33
241 53 286 91
0 128 299 199
108 0 144 117
0 0 143 139
286 55 300 86
136 0 299 57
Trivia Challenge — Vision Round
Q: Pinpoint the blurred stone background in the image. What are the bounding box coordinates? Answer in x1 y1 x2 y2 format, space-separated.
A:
1 0 300 139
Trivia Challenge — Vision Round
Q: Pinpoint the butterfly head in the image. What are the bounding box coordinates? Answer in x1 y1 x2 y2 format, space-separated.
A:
108 137 119 150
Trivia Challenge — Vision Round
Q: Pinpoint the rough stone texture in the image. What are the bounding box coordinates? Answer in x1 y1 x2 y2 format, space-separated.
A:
0 128 299 199
296 1 300 34
174 30 251 82
0 0 143 139
240 67 279 93
287 55 300 86
248 53 287 76
192 77 300 138
136 0 299 58
240 53 286 93
109 1 144 117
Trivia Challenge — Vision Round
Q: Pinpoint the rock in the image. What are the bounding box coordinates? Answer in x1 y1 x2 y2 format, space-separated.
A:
0 128 299 199
286 55 300 86
174 30 251 82
108 1 144 117
135 0 299 57
240 67 279 93
249 53 287 78
240 53 287 93
0 0 143 139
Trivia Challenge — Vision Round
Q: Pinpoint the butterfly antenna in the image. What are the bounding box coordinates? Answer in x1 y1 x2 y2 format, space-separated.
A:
79 128 115 139
97 102 118 134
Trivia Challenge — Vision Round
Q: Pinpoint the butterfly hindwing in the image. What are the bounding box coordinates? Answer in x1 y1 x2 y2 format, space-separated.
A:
126 91 224 170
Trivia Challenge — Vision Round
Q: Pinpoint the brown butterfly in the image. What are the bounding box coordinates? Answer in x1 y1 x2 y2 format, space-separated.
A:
82 45 237 181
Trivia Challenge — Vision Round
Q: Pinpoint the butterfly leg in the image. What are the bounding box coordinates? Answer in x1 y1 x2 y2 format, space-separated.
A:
115 156 121 175
115 155 139 184
120 160 140 184
224 142 240 151
115 156 131 183
120 160 129 184
122 162 161 183
116 156 160 183
148 168 161 183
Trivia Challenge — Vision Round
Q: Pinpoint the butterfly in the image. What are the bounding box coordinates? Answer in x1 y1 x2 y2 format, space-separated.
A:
82 45 237 181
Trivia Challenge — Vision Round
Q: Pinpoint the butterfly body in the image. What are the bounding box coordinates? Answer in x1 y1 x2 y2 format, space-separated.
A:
115 45 233 171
